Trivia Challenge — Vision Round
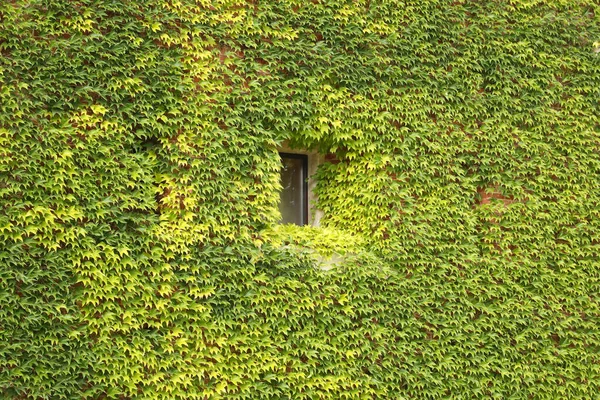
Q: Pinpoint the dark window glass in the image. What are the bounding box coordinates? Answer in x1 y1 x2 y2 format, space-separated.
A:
279 153 308 225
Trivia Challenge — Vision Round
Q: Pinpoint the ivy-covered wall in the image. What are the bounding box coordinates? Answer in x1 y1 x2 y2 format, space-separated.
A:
1 0 599 398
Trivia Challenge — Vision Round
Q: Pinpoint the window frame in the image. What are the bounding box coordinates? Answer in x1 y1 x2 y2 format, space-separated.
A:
278 152 309 226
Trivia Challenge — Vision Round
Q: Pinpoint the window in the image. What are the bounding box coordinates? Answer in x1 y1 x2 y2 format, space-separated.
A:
278 152 308 225
277 143 324 226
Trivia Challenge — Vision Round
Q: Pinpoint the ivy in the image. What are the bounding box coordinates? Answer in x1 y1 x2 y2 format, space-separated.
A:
1 0 599 398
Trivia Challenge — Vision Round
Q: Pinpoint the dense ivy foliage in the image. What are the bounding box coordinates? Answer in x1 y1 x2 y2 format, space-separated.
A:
1 0 599 398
